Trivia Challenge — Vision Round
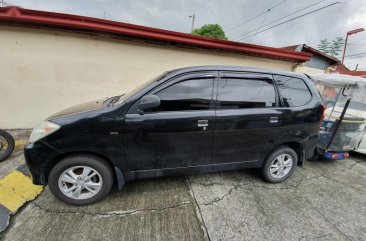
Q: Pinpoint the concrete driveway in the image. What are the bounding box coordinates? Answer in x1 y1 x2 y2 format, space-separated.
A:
1 153 366 241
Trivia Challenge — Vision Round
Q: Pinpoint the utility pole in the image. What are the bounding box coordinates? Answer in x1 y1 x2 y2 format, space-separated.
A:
189 14 196 33
341 28 364 73
1 0 4 7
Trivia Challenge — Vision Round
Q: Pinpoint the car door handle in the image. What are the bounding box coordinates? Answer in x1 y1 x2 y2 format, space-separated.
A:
197 120 209 127
270 117 279 123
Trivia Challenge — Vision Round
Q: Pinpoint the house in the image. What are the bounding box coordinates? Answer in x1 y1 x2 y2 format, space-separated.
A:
0 7 311 128
282 44 366 77
282 44 340 74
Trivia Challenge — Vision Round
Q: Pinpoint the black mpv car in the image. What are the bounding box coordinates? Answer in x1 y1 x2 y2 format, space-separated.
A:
25 66 323 205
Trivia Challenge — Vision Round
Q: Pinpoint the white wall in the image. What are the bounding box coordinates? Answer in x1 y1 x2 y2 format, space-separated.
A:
294 65 327 75
0 26 293 128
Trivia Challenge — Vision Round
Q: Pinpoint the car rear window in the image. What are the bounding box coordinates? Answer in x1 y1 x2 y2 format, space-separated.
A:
274 75 312 107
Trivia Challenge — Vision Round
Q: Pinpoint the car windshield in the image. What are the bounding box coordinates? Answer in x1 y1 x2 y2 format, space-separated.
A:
112 71 169 106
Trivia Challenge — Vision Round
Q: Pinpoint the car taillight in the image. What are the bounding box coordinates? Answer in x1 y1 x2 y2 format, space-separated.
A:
331 153 339 159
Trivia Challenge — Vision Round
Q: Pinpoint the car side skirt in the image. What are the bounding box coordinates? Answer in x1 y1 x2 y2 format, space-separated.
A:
124 160 262 181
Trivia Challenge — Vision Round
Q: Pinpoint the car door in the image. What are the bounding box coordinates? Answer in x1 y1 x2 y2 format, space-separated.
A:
212 71 284 165
123 71 217 171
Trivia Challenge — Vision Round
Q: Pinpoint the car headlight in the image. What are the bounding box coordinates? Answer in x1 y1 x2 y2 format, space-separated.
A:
28 121 61 144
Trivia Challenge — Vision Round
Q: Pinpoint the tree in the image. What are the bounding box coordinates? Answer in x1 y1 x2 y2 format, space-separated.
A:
317 38 331 53
329 37 345 58
317 37 344 58
192 24 228 40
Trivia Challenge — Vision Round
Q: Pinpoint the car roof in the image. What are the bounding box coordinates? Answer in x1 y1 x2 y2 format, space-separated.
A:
167 65 306 79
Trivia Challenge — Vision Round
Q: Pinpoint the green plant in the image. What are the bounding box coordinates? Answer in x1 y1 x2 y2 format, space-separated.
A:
192 24 228 40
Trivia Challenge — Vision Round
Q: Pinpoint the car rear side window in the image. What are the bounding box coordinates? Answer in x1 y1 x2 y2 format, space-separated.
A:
151 78 214 112
274 75 312 107
218 77 276 109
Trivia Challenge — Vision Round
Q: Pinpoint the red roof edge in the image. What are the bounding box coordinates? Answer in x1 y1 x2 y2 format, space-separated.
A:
336 64 366 78
0 6 312 62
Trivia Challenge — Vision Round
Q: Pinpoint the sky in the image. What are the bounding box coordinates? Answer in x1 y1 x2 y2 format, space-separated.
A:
3 0 366 70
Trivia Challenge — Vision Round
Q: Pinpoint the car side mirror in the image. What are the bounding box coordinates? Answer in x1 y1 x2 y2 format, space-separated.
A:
139 95 160 113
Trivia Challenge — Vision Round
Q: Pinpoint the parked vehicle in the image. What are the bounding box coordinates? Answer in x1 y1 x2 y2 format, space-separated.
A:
0 130 15 162
312 74 366 159
356 136 366 154
25 66 323 205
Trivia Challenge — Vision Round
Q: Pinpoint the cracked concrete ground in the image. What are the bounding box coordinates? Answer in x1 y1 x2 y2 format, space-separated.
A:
1 153 366 241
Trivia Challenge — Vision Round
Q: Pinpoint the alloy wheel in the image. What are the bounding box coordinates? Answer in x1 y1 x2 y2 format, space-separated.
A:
58 166 103 200
269 154 293 179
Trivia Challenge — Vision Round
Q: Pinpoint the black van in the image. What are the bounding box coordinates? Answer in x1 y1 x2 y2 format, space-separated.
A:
25 66 323 205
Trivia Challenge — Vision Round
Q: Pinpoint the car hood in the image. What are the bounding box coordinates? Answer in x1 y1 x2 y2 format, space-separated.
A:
47 99 106 119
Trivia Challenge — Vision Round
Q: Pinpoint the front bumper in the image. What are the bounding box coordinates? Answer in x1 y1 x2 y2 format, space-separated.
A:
24 141 62 185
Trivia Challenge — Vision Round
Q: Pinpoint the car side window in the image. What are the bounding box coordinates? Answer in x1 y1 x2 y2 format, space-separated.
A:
149 78 214 112
274 75 312 107
218 77 276 109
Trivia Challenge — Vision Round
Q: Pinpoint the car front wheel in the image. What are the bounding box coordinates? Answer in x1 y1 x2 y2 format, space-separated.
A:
48 155 114 205
261 146 298 183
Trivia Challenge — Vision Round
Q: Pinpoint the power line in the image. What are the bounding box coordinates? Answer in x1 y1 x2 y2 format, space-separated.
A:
234 0 329 40
237 2 340 41
258 10 270 30
226 0 288 32
346 52 366 57
345 55 366 60
249 16 306 43
348 37 366 44
233 0 328 40
345 52 366 59
249 4 275 42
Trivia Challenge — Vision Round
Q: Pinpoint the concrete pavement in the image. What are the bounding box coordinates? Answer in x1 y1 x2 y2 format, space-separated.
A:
189 157 366 241
1 153 366 241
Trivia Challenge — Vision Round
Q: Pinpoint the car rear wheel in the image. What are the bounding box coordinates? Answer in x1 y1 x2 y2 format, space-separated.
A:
48 155 114 205
261 146 298 183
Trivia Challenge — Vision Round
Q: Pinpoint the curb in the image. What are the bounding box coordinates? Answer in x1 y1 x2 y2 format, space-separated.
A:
14 140 28 149
3 129 31 151
0 165 43 233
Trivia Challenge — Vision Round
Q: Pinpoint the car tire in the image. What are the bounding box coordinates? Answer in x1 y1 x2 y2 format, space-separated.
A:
48 155 114 205
261 146 298 183
0 130 15 162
